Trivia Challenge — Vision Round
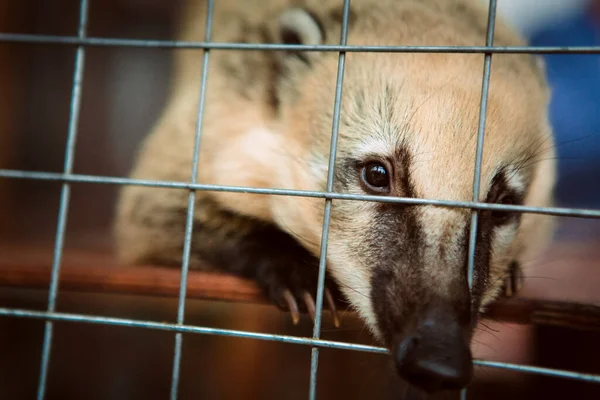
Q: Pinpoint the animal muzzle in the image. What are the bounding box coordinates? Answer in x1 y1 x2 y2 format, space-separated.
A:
370 268 475 393
393 303 474 393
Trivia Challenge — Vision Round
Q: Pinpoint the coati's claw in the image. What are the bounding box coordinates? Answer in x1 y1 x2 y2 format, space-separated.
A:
503 261 524 298
325 288 341 328
257 260 342 327
282 289 301 325
303 291 317 322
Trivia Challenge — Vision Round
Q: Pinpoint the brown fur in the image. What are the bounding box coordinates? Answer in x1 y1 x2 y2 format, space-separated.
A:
115 0 555 347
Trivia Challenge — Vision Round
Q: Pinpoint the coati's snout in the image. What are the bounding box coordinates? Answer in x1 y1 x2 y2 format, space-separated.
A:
370 255 476 394
392 302 474 393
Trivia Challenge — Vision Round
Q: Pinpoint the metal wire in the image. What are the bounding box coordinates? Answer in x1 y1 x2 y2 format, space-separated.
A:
462 2 497 398
34 1 88 399
308 1 351 399
168 1 215 399
1 0 599 398
2 307 600 385
466 0 497 290
0 308 388 353
1 169 600 218
1 32 600 54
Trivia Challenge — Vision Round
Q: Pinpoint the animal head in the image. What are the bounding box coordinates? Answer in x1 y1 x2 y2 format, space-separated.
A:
268 0 556 393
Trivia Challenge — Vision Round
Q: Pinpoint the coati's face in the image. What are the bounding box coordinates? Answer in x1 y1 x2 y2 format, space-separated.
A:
271 6 556 394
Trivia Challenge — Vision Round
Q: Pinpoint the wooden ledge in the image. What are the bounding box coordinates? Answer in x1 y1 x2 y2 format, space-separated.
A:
1 245 600 331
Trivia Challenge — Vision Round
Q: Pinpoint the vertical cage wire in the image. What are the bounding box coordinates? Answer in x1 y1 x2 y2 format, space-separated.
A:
462 1 498 398
169 1 215 399
466 0 498 291
308 1 352 399
35 1 89 399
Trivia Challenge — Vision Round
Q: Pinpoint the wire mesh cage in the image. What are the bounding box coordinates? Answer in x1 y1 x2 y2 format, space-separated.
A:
1 0 600 399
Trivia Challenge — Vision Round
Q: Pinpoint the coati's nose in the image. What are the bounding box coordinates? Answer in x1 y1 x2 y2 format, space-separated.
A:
394 307 473 393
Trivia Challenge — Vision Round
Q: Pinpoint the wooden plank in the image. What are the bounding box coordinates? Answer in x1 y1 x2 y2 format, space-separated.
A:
0 246 264 303
1 245 600 331
0 261 264 304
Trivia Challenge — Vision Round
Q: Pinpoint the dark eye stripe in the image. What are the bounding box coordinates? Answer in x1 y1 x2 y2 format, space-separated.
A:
486 169 527 225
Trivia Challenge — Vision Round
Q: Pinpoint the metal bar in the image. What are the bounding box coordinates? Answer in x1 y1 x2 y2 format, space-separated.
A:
1 33 600 54
466 0 498 290
35 1 88 399
169 1 214 399
2 169 599 218
0 308 387 353
308 1 351 399
462 1 497 399
473 360 600 383
2 307 600 384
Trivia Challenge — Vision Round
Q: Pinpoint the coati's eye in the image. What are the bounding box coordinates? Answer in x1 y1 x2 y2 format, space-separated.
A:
491 192 519 224
361 162 390 193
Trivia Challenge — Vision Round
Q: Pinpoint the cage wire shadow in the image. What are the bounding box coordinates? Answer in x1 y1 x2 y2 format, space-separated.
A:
1 0 600 399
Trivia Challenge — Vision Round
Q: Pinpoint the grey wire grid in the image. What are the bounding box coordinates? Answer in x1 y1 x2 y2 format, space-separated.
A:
1 0 600 399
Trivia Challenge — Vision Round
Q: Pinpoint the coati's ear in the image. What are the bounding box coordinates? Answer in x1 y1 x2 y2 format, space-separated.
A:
276 8 325 65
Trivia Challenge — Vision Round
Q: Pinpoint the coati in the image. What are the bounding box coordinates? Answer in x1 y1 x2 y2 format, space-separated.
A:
114 0 556 394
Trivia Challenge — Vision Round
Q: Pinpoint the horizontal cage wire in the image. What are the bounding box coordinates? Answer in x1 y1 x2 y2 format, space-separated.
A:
1 0 600 399
1 170 600 218
1 33 600 54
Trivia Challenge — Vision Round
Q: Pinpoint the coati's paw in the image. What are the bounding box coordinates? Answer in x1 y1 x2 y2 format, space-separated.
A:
256 261 341 328
502 261 524 298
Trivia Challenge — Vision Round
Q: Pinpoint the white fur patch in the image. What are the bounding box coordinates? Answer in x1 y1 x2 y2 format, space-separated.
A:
214 126 282 189
353 135 397 160
326 243 381 339
492 223 519 255
505 169 526 195
242 127 281 163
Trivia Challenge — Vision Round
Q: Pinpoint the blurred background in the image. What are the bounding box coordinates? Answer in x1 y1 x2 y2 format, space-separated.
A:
0 0 599 399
